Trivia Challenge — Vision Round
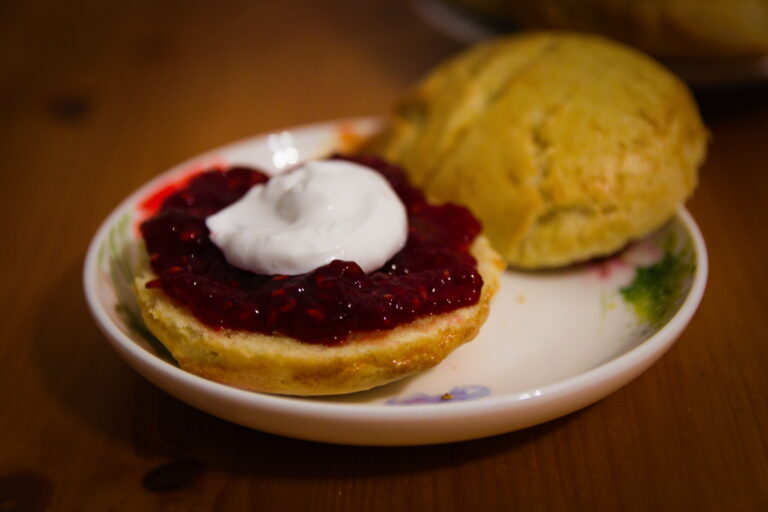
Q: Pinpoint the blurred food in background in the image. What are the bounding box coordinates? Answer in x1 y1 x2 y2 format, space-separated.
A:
448 0 768 58
416 0 768 84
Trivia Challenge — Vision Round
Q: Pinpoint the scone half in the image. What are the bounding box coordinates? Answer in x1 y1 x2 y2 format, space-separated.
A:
135 235 503 396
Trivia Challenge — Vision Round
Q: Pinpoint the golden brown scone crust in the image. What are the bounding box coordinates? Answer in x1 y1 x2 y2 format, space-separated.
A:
449 0 768 58
369 32 707 269
134 236 503 396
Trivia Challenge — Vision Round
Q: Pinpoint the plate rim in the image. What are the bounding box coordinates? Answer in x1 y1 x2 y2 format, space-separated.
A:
83 117 708 427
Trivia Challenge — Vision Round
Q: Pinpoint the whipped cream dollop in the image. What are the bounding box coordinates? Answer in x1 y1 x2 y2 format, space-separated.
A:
205 159 408 275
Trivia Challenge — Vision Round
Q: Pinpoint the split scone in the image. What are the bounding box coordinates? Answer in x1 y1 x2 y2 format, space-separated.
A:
134 155 503 396
369 32 707 269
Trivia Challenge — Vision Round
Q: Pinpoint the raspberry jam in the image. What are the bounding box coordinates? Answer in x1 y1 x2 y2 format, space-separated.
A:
141 155 483 344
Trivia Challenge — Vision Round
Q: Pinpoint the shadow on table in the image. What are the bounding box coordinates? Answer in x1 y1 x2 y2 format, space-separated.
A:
125 392 584 487
695 82 768 122
32 260 583 487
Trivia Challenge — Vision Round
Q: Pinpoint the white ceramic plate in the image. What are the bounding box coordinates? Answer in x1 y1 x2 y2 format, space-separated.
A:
84 118 707 446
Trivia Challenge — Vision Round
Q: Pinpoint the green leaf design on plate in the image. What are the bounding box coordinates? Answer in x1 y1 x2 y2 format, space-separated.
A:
620 233 695 327
102 211 177 364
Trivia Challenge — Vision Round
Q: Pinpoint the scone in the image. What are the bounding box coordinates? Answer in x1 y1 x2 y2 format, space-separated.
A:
135 235 500 396
135 158 503 396
370 32 707 269
449 0 768 58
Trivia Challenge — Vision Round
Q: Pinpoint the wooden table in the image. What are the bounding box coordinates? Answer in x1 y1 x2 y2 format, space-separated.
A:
2 1 766 510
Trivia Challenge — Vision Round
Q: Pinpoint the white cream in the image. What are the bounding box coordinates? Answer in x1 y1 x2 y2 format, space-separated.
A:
206 159 408 275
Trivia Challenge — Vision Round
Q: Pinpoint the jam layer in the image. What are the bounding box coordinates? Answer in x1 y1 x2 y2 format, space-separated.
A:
141 155 483 344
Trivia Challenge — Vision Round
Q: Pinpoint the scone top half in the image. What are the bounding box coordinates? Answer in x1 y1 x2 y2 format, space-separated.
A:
372 32 707 269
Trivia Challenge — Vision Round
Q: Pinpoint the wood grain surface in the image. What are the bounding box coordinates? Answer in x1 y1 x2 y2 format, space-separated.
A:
1 1 767 510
